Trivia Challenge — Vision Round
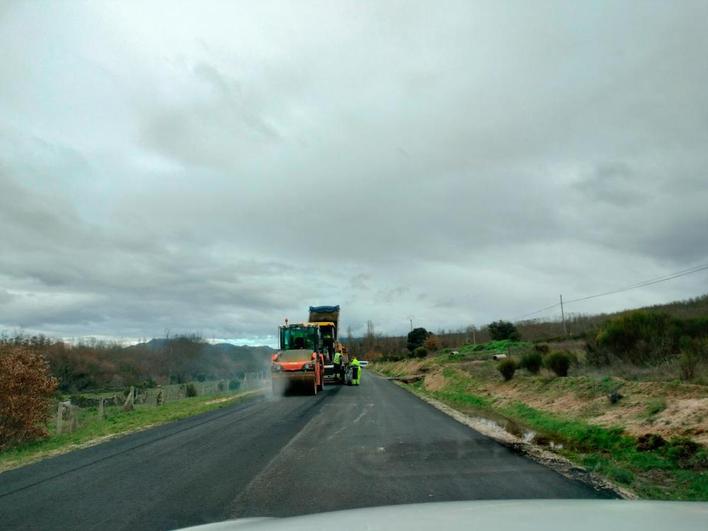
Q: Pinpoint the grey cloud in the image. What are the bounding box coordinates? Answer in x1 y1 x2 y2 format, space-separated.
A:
575 162 647 206
1 1 707 342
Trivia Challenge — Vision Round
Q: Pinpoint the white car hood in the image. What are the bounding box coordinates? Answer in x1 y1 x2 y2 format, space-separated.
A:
180 500 707 531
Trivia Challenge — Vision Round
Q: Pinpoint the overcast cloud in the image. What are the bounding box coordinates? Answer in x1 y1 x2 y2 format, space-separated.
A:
1 1 707 346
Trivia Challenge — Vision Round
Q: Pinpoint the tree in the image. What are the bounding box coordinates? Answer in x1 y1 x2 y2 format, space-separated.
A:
407 327 430 352
488 320 520 341
0 347 59 450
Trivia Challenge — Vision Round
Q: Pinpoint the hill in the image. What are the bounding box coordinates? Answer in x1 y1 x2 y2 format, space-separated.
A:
0 334 274 392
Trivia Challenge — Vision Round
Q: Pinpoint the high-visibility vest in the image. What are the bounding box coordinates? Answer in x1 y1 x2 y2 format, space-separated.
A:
333 352 342 364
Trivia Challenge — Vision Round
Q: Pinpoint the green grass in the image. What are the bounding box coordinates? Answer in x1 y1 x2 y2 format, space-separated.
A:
0 389 262 472
440 340 534 362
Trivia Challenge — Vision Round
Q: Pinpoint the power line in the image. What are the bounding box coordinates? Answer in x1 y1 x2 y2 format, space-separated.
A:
515 301 561 320
515 262 708 321
563 263 708 304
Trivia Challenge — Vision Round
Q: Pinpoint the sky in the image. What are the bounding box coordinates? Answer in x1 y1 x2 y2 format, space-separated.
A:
1 0 707 347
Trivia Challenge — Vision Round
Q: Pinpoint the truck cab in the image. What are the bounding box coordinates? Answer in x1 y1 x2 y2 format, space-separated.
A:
307 305 342 379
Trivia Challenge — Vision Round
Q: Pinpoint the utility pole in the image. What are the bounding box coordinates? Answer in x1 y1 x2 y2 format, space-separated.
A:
407 315 414 331
560 294 568 337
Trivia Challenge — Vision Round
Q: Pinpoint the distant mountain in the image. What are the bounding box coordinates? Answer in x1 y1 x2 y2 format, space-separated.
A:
121 338 275 382
134 338 273 356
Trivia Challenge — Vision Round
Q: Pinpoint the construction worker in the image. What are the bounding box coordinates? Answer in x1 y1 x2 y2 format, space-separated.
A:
351 356 361 386
333 350 343 383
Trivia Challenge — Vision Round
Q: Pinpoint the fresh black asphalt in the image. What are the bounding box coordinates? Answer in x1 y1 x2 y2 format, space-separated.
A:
0 373 612 530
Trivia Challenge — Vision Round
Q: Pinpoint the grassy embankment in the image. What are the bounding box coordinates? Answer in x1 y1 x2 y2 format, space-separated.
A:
0 388 263 473
374 340 707 500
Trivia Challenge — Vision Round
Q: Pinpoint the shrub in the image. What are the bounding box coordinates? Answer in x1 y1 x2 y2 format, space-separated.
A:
608 390 623 404
0 347 59 450
423 335 441 352
678 337 704 381
228 379 241 391
498 359 517 381
665 437 702 469
545 351 571 377
534 344 550 355
586 337 611 366
520 352 543 374
488 320 520 341
679 351 699 381
594 311 708 365
407 328 430 352
414 347 428 359
185 383 198 397
636 433 667 452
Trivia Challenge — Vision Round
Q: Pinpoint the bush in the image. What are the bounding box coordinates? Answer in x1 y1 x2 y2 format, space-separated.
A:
185 383 198 397
585 337 611 366
488 320 520 341
594 311 708 365
545 351 571 377
607 390 623 404
498 359 517 381
636 433 667 452
520 352 543 374
678 337 704 381
665 437 702 469
534 344 550 355
407 328 430 352
423 335 441 352
414 347 428 359
0 347 59 450
228 379 241 391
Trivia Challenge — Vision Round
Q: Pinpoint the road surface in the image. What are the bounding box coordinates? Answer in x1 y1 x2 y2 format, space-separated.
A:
0 373 612 530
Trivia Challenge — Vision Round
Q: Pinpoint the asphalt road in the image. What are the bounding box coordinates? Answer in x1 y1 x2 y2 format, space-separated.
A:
0 373 612 530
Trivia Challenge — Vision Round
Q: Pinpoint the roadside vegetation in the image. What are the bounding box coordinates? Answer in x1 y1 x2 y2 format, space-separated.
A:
0 333 271 392
0 334 270 467
0 388 261 473
369 297 708 500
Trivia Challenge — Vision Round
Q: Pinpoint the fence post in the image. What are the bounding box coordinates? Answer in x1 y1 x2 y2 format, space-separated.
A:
68 405 79 432
56 401 65 434
98 397 105 420
123 386 135 411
